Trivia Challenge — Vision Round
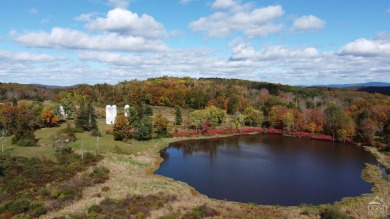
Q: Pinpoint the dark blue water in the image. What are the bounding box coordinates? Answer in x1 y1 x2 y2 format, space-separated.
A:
155 134 377 206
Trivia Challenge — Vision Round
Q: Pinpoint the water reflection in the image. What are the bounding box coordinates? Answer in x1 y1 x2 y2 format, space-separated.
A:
155 134 377 206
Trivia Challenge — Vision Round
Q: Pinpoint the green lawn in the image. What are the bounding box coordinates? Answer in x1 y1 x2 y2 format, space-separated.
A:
1 119 169 160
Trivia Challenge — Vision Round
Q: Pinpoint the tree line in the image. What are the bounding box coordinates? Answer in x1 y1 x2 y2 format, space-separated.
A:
1 77 390 149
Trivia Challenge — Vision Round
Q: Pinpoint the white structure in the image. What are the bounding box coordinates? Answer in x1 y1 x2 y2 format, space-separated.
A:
105 105 112 124
124 105 130 117
59 105 66 118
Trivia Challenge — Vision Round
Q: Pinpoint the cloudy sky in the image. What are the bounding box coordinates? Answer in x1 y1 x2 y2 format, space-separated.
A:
1 0 390 86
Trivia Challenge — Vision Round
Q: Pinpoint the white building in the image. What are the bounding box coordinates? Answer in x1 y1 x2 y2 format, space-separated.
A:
105 105 112 124
124 105 130 117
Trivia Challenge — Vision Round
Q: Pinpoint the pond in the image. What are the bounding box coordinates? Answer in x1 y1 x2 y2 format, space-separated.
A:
155 134 377 206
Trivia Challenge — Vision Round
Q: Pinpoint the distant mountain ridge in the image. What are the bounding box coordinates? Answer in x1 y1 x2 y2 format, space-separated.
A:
312 82 390 95
314 82 390 88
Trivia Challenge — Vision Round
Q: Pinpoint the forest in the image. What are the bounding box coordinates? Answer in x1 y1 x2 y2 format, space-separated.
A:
1 76 390 149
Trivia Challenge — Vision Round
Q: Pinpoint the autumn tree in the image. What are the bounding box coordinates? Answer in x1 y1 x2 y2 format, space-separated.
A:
113 115 130 141
243 107 264 127
283 111 294 134
0 103 17 136
40 107 59 127
12 101 36 146
359 119 378 145
268 105 288 129
30 101 44 128
303 109 324 134
324 102 355 141
189 106 226 130
154 113 169 137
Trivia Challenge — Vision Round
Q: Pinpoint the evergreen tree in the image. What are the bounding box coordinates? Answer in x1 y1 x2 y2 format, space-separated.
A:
144 104 153 116
134 116 152 141
76 100 98 134
76 99 87 131
86 101 98 132
127 106 139 127
174 105 182 125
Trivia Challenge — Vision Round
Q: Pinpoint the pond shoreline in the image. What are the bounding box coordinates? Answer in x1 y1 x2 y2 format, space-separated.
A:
156 133 378 206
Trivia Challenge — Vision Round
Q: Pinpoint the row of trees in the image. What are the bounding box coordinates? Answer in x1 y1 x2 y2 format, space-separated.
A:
1 77 390 148
113 104 170 141
0 97 98 146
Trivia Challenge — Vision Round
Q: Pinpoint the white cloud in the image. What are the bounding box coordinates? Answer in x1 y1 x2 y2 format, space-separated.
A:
338 38 390 57
108 0 129 8
0 50 63 62
28 8 38 15
74 41 390 86
74 13 97 22
292 15 325 32
11 28 168 52
85 8 166 39
190 4 284 38
180 0 194 4
229 41 319 61
212 0 239 9
3 38 390 85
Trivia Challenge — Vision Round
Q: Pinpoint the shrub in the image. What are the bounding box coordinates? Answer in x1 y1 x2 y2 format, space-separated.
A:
91 166 110 183
90 129 101 137
8 199 30 214
182 205 219 219
88 204 103 214
105 129 113 135
320 206 350 219
93 166 109 175
102 186 110 192
30 202 46 217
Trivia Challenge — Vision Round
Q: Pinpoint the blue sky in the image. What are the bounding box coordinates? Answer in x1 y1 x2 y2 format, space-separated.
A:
1 0 390 86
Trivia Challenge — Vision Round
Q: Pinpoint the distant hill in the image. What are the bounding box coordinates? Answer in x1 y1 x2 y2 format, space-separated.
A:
314 82 390 88
312 82 390 95
356 86 390 95
29 83 89 89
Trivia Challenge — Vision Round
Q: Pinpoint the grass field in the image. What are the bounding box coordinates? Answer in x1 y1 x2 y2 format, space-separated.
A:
1 118 170 160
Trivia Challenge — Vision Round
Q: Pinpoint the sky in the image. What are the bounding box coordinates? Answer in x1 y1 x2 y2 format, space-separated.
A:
0 0 390 86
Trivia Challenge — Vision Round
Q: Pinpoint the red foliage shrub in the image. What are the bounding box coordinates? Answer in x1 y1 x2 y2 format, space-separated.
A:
295 131 312 138
311 134 334 141
266 128 283 135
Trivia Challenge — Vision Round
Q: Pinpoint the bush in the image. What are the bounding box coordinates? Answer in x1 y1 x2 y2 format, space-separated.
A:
90 129 101 137
30 202 46 216
320 206 350 219
91 166 110 183
102 186 110 192
12 138 37 147
8 199 30 214
93 166 109 175
88 204 103 214
182 205 219 219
